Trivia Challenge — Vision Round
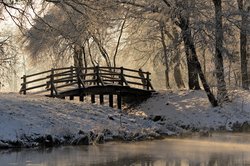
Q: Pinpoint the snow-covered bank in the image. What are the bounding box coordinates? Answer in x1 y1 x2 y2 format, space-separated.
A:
135 90 250 133
1 90 250 149
0 93 171 148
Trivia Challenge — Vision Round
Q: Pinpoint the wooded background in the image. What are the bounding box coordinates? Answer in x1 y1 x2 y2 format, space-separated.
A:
0 0 249 106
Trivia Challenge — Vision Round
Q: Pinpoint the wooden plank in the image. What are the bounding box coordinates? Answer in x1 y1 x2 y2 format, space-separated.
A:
22 76 49 85
82 79 97 83
126 81 144 86
80 73 95 76
99 66 117 70
99 73 120 76
100 75 119 80
102 79 121 82
54 75 77 82
25 83 47 91
55 82 78 89
123 74 145 80
54 79 77 83
53 71 75 77
99 68 120 74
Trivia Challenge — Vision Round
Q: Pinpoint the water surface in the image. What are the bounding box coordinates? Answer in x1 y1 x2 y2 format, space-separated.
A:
1 133 250 166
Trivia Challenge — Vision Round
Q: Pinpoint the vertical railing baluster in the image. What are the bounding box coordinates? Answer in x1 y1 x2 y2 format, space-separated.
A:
76 67 81 89
70 66 74 83
146 72 150 90
120 67 124 86
50 68 54 97
96 65 99 86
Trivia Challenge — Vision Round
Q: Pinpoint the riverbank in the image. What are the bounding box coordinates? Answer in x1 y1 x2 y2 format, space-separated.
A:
0 93 172 148
1 90 250 148
134 90 250 133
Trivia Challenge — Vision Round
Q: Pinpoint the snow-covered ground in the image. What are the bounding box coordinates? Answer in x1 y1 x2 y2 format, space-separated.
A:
1 90 250 148
136 90 250 132
0 93 168 148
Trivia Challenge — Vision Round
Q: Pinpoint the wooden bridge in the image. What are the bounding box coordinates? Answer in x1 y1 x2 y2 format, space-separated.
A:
19 66 155 109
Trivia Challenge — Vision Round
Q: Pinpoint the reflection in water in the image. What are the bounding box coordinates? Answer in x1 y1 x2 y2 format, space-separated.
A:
1 133 250 166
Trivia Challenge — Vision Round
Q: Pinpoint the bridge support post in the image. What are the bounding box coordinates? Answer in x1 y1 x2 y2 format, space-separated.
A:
99 94 104 105
80 95 84 102
109 94 113 108
70 96 74 100
117 95 122 109
91 95 95 103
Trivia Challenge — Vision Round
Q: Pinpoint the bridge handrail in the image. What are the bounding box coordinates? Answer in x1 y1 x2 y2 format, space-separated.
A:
19 66 154 95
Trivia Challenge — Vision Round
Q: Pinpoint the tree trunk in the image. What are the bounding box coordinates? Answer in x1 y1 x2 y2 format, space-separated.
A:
173 51 185 89
202 48 206 78
174 62 185 89
228 60 232 87
213 0 229 102
238 0 249 90
82 46 88 69
179 16 200 90
160 21 171 89
92 35 111 67
163 0 217 106
113 18 126 68
179 16 218 106
73 45 84 69
87 39 97 67
172 27 185 89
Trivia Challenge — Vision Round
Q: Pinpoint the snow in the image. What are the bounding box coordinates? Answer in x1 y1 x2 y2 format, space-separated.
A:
136 90 250 132
0 93 166 147
1 90 250 148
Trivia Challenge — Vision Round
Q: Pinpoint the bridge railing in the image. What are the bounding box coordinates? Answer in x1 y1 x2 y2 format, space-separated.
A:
19 66 154 96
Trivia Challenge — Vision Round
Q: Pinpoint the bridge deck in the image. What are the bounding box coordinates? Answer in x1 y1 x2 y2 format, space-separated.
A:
57 85 154 97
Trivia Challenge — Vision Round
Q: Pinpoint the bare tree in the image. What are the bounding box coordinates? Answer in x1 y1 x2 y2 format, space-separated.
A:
115 0 218 106
162 0 218 106
212 0 229 103
237 0 249 90
159 20 170 89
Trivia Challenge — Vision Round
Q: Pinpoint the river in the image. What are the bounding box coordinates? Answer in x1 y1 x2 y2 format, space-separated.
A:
1 133 250 166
